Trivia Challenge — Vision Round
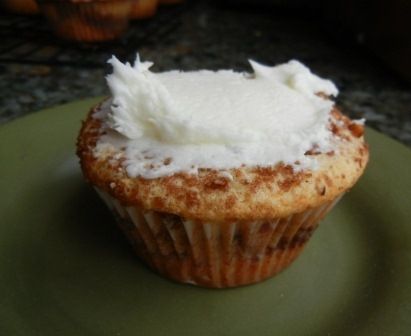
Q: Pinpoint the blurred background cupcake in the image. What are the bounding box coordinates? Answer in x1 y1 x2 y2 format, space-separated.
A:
130 0 158 20
159 0 184 5
2 0 40 14
37 0 133 42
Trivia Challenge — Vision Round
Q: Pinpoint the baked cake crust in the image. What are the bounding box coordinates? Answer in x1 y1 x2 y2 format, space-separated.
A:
77 102 369 222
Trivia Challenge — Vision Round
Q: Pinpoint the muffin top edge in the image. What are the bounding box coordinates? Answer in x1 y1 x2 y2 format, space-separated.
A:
77 102 369 221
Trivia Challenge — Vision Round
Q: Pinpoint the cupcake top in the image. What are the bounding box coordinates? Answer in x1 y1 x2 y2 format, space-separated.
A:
96 56 340 178
77 56 369 221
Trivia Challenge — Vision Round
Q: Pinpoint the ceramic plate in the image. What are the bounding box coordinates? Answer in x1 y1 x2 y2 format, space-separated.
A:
1 98 411 336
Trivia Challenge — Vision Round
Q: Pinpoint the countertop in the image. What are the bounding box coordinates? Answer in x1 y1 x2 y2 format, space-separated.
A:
1 1 410 147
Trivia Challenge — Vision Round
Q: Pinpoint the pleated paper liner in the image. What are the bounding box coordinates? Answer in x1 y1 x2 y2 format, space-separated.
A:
96 188 341 288
38 0 132 42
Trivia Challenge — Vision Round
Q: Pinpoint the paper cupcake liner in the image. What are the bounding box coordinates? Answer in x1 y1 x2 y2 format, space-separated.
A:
96 188 341 288
130 0 158 19
38 1 132 42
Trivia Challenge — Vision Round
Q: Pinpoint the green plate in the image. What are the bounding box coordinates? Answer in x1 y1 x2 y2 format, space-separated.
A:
1 98 411 336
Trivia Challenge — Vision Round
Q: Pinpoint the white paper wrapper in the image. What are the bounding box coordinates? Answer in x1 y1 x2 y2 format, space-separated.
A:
96 187 341 288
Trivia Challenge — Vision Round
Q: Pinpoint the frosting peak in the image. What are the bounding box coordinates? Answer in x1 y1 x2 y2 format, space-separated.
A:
97 55 339 178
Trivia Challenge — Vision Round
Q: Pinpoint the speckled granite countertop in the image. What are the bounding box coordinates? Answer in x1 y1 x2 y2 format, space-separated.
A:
1 1 410 147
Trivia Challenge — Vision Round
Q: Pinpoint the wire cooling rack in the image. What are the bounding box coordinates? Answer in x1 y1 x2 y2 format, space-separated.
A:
0 4 186 68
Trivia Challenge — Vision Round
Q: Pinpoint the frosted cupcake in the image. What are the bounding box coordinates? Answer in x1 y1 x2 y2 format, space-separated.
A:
77 56 369 288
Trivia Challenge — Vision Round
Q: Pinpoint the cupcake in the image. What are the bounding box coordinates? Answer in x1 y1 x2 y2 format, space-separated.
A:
2 0 39 14
159 0 184 5
130 0 158 19
38 0 132 42
77 56 369 288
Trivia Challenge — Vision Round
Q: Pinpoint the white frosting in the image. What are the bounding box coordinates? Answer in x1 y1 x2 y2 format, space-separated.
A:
95 55 339 178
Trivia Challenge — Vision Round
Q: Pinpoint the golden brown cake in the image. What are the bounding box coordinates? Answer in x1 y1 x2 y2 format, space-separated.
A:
38 0 132 42
77 57 369 288
130 0 158 19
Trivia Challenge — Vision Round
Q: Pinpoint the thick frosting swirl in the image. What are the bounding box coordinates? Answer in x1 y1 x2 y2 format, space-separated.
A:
95 56 339 178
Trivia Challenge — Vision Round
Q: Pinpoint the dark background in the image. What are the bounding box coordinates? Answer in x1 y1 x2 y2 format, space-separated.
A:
1 0 410 146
